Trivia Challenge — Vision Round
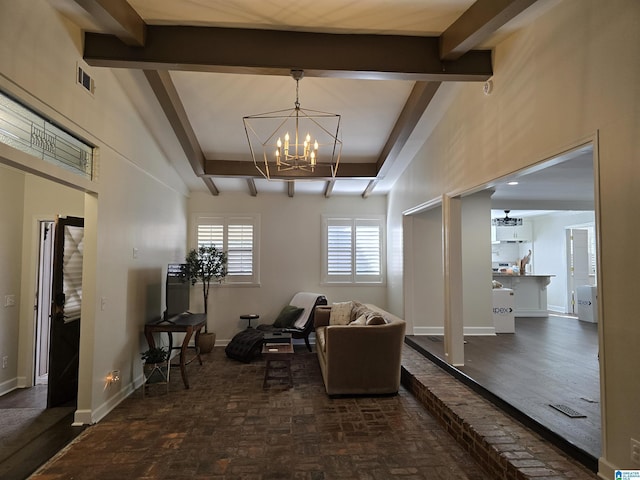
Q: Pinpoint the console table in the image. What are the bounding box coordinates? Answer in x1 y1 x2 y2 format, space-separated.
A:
144 313 206 389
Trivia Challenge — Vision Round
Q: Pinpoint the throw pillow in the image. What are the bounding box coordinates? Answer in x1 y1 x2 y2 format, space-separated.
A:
351 302 370 322
350 314 367 325
366 312 387 325
273 305 304 328
329 301 353 325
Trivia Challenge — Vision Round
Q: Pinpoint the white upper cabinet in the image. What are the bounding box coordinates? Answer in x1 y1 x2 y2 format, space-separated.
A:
495 223 532 242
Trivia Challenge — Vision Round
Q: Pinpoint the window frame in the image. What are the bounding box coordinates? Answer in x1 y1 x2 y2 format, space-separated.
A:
321 214 386 285
193 214 260 286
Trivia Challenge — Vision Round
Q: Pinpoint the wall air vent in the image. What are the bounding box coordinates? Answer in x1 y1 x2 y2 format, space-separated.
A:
492 210 522 226
77 64 95 95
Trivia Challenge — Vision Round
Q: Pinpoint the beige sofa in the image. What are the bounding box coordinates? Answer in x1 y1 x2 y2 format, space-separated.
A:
314 302 406 396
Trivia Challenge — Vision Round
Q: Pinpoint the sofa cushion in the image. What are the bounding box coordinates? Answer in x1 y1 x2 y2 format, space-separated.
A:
315 327 327 352
273 305 304 328
350 314 367 325
330 301 353 325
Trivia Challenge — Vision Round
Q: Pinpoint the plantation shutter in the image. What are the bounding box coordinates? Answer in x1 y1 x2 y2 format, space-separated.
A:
227 223 253 276
195 215 259 284
197 223 223 249
355 220 381 279
323 216 385 284
327 221 352 280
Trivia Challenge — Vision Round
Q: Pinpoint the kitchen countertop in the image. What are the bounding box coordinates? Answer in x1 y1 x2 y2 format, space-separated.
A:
492 273 555 277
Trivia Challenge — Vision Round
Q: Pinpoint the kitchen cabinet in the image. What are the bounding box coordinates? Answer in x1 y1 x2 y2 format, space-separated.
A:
494 223 532 242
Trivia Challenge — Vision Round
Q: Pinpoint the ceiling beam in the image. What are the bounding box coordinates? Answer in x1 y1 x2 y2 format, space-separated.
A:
246 178 257 196
84 26 492 81
71 0 146 46
204 160 377 179
362 180 378 199
440 0 538 60
376 81 441 174
324 180 335 198
143 70 219 195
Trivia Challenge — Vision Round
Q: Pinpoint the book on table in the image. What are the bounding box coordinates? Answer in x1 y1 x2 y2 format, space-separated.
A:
263 332 292 344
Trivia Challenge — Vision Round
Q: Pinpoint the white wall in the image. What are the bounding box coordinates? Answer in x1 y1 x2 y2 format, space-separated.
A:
0 165 25 394
0 0 190 424
531 211 595 313
403 206 443 335
188 192 387 343
387 1 640 476
461 191 493 333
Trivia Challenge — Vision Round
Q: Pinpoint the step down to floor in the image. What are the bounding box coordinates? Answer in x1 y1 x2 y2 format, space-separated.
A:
401 342 598 478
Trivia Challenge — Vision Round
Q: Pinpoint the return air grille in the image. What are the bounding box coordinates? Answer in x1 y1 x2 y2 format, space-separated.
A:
549 404 587 418
77 65 95 95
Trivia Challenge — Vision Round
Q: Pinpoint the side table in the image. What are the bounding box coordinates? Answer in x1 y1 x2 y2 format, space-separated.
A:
262 337 294 388
240 313 259 328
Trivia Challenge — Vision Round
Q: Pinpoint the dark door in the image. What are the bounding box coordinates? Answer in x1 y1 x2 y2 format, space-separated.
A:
47 216 84 408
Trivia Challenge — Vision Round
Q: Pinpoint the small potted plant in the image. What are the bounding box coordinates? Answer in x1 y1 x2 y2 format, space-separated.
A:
141 346 169 384
185 245 227 353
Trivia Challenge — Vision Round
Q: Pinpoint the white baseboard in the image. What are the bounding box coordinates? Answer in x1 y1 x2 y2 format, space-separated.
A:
0 377 18 397
73 409 93 426
72 378 140 426
597 455 616 480
413 326 496 336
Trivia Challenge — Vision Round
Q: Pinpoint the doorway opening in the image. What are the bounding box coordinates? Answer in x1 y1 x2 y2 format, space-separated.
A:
35 221 54 387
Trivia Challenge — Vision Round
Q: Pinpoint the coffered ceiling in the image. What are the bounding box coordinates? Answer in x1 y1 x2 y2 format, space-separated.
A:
48 0 562 197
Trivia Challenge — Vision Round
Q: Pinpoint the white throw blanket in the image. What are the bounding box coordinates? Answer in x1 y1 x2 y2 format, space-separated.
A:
290 292 324 329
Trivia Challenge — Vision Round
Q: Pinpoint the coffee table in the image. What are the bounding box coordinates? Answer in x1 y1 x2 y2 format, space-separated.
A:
262 337 294 388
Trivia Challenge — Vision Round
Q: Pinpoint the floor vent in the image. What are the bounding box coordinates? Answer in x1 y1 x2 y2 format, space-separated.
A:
549 404 587 418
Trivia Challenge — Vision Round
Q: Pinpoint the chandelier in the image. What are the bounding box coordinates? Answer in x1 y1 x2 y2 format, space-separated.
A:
243 69 342 180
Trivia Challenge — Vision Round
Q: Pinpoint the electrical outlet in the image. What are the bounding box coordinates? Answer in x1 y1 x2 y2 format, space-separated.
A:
2 356 8 369
632 438 640 465
4 295 15 307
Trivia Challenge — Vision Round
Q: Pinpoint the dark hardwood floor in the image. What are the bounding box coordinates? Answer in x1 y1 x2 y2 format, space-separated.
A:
406 314 600 462
0 385 84 480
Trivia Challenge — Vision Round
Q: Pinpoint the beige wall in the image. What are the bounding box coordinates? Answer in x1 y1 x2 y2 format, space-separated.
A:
0 0 190 424
387 0 640 476
188 192 387 343
0 165 25 393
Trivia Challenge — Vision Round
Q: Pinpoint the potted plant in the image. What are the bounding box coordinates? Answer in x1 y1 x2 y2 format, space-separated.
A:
185 245 228 353
141 346 169 384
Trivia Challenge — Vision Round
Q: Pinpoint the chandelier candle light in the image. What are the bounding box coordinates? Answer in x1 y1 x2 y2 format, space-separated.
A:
244 69 342 180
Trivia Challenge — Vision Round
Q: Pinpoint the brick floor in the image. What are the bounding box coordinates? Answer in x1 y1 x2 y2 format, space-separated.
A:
29 344 597 479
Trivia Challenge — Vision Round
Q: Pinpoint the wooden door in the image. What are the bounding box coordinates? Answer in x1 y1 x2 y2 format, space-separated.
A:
47 216 84 408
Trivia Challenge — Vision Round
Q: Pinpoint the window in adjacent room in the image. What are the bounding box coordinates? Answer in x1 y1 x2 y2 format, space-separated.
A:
194 215 260 285
322 215 385 284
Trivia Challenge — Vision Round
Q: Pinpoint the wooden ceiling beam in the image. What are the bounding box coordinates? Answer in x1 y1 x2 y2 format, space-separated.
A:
246 178 257 196
377 82 441 173
72 0 146 46
440 0 538 60
324 180 335 198
84 26 492 81
143 70 219 195
204 160 377 179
